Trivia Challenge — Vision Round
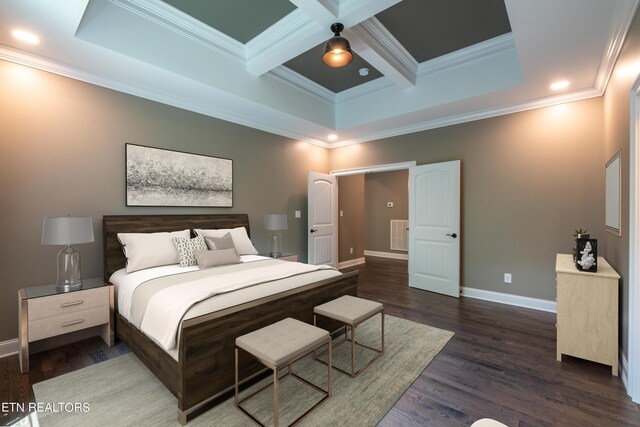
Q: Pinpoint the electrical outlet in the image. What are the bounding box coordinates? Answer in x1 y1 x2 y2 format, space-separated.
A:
350 248 353 254
387 202 394 208
294 211 301 218
340 210 344 217
504 273 512 284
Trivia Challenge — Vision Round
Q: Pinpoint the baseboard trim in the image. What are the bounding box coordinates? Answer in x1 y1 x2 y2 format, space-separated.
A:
461 287 557 313
620 348 629 391
0 338 19 359
364 250 408 260
338 257 366 269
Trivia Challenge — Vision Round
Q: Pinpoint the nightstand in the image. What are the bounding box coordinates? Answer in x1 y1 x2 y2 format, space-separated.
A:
18 278 114 373
260 253 299 262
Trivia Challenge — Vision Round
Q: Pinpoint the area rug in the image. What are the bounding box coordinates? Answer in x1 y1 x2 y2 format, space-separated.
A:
33 315 453 426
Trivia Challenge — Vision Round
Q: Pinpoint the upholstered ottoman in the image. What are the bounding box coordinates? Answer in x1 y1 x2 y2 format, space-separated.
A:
235 318 332 427
313 295 384 377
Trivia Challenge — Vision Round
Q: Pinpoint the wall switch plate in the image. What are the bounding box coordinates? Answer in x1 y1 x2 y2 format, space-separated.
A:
387 202 394 208
504 273 512 284
294 211 301 218
340 210 344 217
350 248 353 254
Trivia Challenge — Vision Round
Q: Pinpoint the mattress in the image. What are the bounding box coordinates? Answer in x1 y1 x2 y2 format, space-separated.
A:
110 255 341 360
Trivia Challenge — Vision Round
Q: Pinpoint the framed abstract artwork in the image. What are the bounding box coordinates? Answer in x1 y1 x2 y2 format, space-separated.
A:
125 144 233 207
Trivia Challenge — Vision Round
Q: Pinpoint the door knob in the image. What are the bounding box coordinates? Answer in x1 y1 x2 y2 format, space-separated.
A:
310 229 318 233
446 233 457 238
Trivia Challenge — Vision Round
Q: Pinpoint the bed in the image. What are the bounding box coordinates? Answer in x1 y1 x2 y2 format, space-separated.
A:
103 214 358 424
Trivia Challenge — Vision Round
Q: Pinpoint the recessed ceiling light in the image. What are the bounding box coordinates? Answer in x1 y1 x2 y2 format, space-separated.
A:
550 80 570 91
12 29 40 45
359 68 369 77
328 134 338 141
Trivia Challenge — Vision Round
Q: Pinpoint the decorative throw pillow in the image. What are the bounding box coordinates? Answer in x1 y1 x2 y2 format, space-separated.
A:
118 229 190 273
173 236 208 267
194 248 241 268
194 227 258 255
204 233 236 251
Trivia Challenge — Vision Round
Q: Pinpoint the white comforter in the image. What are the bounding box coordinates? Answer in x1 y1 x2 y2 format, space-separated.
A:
142 261 333 350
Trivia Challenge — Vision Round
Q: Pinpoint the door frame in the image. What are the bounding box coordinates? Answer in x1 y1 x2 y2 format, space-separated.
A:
331 161 415 267
628 73 640 403
331 161 417 177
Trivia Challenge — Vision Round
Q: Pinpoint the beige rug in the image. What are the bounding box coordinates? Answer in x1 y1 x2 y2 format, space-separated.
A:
33 315 453 427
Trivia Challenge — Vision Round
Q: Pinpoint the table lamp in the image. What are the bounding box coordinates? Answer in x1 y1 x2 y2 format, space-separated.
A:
264 214 288 258
42 216 94 290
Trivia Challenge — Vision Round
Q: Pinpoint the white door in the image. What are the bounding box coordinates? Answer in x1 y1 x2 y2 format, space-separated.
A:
409 161 460 297
308 171 338 267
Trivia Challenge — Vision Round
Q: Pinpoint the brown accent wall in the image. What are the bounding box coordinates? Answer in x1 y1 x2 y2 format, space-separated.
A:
330 97 605 304
0 60 329 342
602 10 640 356
364 170 408 254
337 175 365 263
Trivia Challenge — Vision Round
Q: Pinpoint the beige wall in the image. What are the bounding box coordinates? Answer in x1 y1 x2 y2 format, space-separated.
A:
602 10 640 356
337 175 365 263
331 97 605 303
364 170 408 254
0 60 329 342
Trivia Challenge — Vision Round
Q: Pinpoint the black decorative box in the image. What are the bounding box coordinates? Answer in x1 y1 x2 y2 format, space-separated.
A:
575 238 597 272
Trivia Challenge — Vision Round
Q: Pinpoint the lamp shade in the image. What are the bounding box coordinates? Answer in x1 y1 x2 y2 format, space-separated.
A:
42 216 95 245
322 23 353 68
264 214 288 231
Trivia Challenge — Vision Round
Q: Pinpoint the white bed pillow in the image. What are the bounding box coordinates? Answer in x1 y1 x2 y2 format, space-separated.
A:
194 227 258 255
118 229 190 273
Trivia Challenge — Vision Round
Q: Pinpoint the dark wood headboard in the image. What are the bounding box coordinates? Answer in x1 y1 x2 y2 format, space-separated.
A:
102 214 251 281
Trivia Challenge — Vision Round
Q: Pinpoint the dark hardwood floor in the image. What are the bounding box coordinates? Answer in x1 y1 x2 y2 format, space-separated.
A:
2 256 639 426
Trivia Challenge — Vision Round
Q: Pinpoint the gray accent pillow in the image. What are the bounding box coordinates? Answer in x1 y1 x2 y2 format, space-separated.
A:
205 233 236 251
173 236 208 267
194 248 242 268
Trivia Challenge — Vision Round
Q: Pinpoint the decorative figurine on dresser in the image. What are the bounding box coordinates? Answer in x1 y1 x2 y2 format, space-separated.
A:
572 228 597 272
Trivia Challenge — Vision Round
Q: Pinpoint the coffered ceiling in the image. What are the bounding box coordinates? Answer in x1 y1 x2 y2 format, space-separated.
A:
0 0 638 148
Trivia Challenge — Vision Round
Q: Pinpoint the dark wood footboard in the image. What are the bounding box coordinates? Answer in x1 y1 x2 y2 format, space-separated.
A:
115 270 358 424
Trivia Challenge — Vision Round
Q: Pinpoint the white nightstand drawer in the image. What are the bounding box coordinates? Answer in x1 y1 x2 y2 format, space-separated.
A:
28 287 108 321
28 306 109 342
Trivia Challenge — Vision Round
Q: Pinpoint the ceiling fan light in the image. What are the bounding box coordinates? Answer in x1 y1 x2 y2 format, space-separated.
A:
322 23 353 67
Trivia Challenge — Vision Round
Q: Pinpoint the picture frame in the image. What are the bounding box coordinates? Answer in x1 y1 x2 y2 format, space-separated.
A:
605 150 621 236
125 144 233 207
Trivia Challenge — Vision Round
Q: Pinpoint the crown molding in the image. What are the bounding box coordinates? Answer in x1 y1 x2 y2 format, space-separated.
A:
348 16 417 87
0 44 333 149
594 0 640 91
110 0 245 62
321 0 340 18
417 33 515 76
335 33 515 104
328 86 602 148
268 66 336 104
246 9 324 75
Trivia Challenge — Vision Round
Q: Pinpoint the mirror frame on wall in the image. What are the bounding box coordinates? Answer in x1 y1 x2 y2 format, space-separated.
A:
606 150 622 236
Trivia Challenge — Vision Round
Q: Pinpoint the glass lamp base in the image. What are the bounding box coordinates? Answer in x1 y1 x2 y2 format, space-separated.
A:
270 231 282 258
56 282 83 292
57 245 82 290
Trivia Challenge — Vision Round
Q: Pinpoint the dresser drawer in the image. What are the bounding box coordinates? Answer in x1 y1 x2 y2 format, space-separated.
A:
28 306 109 342
27 287 108 321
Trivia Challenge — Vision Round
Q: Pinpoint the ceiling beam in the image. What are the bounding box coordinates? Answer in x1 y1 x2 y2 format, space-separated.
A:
346 17 417 89
246 0 402 76
288 0 337 25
